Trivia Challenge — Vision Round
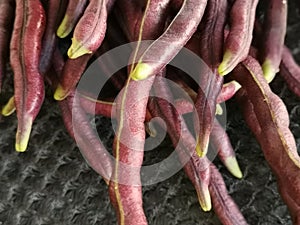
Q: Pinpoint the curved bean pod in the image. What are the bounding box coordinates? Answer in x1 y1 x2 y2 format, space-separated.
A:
218 0 258 75
39 0 67 75
129 0 208 80
209 164 248 225
109 76 155 225
211 120 242 178
149 72 212 212
280 46 300 97
260 0 287 82
67 0 113 59
10 0 46 152
58 92 113 184
56 0 88 38
233 56 300 223
54 0 116 101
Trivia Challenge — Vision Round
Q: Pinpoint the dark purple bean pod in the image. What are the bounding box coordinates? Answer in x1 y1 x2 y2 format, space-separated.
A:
149 72 212 211
52 47 65 77
39 0 67 75
108 1 173 224
218 0 259 75
54 53 92 100
194 0 227 157
279 46 300 97
198 0 228 68
56 0 88 38
10 0 46 152
260 0 287 82
129 0 208 81
209 164 248 225
194 73 223 157
47 57 113 181
211 120 242 178
54 0 116 101
58 92 113 184
232 56 300 223
116 0 170 42
109 75 156 225
67 0 116 59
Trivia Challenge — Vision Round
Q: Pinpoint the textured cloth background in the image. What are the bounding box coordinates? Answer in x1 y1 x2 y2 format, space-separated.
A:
0 1 300 225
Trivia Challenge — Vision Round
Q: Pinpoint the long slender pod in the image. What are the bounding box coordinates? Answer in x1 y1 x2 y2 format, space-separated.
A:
10 0 46 152
198 0 228 68
194 73 223 156
0 0 14 92
39 0 67 75
108 1 172 224
260 0 287 82
149 73 212 211
233 56 300 223
218 0 259 75
109 75 155 225
194 0 227 157
129 0 208 80
209 164 248 225
211 120 242 178
45 66 113 184
58 93 113 184
56 0 88 38
280 46 300 97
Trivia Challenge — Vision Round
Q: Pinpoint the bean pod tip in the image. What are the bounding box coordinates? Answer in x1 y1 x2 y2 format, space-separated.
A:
67 38 92 59
224 156 243 179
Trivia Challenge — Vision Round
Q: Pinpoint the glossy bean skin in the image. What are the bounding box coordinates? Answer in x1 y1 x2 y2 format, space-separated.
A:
10 0 46 152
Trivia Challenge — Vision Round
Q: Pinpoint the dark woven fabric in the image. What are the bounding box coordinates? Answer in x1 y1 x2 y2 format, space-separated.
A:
0 2 300 225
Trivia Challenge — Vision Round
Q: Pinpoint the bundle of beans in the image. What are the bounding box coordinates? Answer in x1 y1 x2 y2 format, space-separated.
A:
0 0 300 224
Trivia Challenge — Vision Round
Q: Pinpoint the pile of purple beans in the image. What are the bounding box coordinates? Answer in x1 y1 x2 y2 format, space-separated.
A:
1 0 300 224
